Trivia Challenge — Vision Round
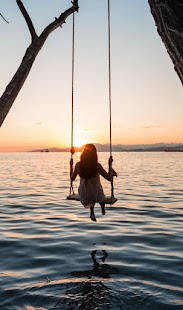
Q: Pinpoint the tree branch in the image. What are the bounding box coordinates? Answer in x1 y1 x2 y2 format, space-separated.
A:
40 0 79 41
0 0 79 127
0 12 9 23
16 0 37 41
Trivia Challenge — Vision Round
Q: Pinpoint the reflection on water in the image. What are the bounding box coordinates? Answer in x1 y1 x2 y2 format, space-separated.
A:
54 248 117 310
63 281 111 310
0 152 183 310
71 249 118 279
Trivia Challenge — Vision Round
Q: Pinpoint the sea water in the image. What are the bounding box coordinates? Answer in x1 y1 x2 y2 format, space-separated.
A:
0 152 182 310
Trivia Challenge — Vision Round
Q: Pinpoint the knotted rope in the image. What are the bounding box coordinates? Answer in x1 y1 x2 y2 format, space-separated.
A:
108 0 114 198
69 12 75 195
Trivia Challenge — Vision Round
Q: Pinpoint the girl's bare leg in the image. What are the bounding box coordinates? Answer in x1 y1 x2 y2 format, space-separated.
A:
90 207 96 222
100 202 106 215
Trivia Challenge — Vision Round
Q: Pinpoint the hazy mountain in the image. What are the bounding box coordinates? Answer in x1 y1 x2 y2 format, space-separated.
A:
31 143 183 152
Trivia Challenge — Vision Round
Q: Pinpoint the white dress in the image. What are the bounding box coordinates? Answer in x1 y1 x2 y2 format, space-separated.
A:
78 173 105 208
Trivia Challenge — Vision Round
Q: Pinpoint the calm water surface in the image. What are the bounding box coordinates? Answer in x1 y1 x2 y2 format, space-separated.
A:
0 152 182 310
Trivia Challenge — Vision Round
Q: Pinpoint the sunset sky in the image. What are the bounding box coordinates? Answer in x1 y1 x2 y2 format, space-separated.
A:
0 0 182 151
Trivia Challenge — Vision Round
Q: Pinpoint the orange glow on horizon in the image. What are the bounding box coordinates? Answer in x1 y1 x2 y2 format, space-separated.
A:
73 137 88 148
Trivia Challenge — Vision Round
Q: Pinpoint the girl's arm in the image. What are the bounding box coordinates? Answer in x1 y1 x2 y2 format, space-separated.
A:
97 156 114 181
70 161 79 181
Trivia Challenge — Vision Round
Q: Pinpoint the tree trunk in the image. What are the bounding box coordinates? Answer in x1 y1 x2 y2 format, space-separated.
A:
0 0 78 127
148 0 183 85
0 38 44 126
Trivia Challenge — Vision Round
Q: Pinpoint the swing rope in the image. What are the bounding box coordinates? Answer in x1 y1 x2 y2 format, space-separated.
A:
107 0 114 199
69 12 75 196
108 0 112 158
68 1 116 202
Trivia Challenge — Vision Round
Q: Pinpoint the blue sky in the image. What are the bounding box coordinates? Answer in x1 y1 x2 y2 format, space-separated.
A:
0 0 182 151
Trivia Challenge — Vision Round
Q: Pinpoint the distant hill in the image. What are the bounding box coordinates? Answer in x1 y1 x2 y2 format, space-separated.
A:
31 143 183 152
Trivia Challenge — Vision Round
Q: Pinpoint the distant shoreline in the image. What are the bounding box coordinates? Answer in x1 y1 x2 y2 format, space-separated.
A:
1 150 183 153
31 149 183 153
1 143 183 153
30 143 183 153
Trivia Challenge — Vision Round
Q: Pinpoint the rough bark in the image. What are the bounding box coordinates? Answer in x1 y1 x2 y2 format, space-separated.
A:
148 0 183 85
0 0 79 127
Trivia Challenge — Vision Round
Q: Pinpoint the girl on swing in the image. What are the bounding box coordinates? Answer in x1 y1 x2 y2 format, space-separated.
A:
70 144 117 222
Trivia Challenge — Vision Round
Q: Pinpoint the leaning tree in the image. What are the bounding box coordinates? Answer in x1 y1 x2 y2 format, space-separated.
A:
148 0 183 85
0 0 182 127
0 0 78 127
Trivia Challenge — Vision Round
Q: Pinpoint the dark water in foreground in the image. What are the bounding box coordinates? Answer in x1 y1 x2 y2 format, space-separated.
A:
0 152 182 310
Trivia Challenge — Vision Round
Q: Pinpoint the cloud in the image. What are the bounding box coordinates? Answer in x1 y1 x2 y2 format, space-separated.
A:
75 128 94 133
113 124 124 128
83 129 94 132
141 125 161 129
35 122 44 126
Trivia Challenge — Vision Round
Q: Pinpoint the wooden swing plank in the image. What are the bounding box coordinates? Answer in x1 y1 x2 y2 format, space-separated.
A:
67 194 80 201
104 196 117 205
67 194 117 205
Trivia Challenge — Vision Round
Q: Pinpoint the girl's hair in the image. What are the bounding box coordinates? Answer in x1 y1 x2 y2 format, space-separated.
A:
79 144 98 180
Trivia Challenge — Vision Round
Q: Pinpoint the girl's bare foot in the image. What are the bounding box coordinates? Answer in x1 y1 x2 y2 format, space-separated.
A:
90 207 96 221
100 203 106 215
90 214 96 221
101 206 106 215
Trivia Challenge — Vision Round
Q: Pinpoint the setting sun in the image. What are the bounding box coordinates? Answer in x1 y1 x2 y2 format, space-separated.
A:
74 138 88 148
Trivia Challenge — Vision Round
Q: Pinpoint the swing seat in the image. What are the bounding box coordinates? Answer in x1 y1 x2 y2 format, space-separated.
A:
67 194 117 205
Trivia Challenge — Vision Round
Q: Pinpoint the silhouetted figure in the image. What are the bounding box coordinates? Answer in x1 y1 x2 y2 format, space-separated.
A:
70 144 117 221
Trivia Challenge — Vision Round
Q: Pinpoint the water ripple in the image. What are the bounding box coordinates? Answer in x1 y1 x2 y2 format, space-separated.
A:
0 153 183 309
